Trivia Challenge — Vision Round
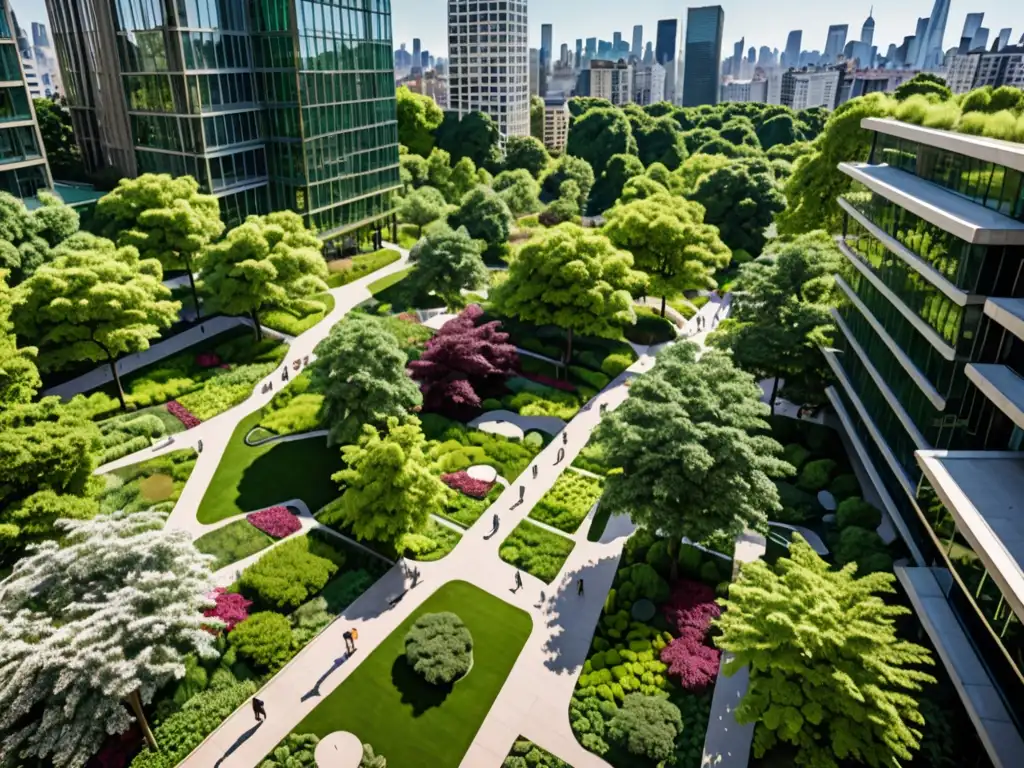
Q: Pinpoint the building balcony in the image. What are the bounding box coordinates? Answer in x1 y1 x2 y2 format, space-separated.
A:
986 298 1024 343
965 364 1024 432
863 117 1024 176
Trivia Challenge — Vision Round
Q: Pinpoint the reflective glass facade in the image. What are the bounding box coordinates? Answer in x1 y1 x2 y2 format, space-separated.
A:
681 6 724 107
113 0 400 232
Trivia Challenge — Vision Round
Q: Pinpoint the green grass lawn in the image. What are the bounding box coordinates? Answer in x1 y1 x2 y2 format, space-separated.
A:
262 293 336 336
368 266 413 296
293 581 531 768
196 410 344 524
499 520 575 583
194 518 274 569
326 249 401 288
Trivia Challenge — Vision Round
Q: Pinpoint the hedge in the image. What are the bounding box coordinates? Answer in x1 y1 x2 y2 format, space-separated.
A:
325 249 400 288
238 535 340 610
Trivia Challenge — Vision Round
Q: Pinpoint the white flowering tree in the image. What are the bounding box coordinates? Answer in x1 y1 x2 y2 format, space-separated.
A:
0 510 219 768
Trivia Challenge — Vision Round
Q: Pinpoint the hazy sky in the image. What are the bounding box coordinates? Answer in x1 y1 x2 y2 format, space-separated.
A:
9 0 1022 59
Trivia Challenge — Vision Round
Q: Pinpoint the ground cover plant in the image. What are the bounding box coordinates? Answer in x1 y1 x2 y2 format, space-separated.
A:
438 483 503 528
499 520 575 583
96 449 197 514
325 249 401 288
503 738 569 768
194 518 275 570
421 412 542 480
291 580 531 768
528 471 604 534
401 518 463 562
262 292 336 336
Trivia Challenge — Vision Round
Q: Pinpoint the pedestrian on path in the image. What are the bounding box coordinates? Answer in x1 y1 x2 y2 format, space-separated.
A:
513 570 523 592
555 447 565 465
577 578 585 596
252 697 266 722
492 512 499 532
519 485 525 502
532 464 538 479
197 439 203 454
343 628 358 654
562 431 568 445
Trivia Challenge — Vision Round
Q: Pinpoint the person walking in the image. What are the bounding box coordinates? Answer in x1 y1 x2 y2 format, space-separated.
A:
513 570 523 592
532 464 538 479
562 431 568 445
343 628 358 654
519 485 525 502
577 578 585 596
492 512 499 531
252 697 266 722
555 447 565 465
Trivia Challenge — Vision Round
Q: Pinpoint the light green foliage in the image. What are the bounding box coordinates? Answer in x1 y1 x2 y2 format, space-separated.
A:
493 169 543 216
539 180 582 225
491 224 647 360
448 186 513 263
608 694 683 762
595 342 789 550
718 538 934 768
398 185 450 235
529 472 604 533
600 352 632 377
229 611 295 672
325 249 401 288
326 417 446 546
541 154 595 210
400 518 462 562
502 737 569 768
566 107 638 178
312 313 422 446
396 86 444 157
408 224 488 309
262 292 335 336
893 72 952 102
0 274 40 407
449 157 479 202
569 365 610 390
690 157 786 255
617 174 668 203
404 611 474 685
421 413 541 479
504 135 550 178
572 441 612 477
499 520 575 583
604 193 729 311
239 535 339 610
675 152 732 195
0 190 80 285
259 732 320 768
399 152 428 190
200 211 328 337
504 387 582 420
194 518 273 569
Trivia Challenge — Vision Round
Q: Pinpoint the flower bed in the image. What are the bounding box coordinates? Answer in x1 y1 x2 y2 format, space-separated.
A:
247 506 302 538
521 371 577 392
441 470 494 499
660 580 721 691
168 400 201 429
204 587 252 632
195 352 222 368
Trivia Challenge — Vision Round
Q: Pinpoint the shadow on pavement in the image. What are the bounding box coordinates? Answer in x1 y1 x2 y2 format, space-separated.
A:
213 721 263 767
301 654 351 701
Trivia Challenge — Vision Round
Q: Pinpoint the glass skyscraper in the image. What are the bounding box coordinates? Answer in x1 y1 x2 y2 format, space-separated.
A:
681 5 723 107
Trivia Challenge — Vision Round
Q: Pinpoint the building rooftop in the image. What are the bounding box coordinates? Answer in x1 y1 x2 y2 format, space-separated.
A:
839 162 1024 246
985 297 1024 343
861 117 1024 174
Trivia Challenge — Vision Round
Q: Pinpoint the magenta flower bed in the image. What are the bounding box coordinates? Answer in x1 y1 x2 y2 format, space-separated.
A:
204 587 252 632
247 505 301 538
195 352 222 368
660 579 722 692
522 372 576 392
442 471 494 499
167 400 201 428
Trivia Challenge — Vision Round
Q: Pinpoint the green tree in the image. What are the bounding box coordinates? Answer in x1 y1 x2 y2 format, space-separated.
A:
491 224 646 361
719 117 761 149
33 97 86 181
447 186 513 264
608 694 683 762
604 193 729 316
675 152 731 195
12 233 179 409
400 152 429 190
690 157 786 255
567 97 612 118
796 106 829 139
0 191 80 285
593 342 788 569
756 113 805 149
716 536 935 768
566 107 638 179
398 185 450 236
94 173 225 318
408 225 488 309
633 115 688 170
590 153 645 213
893 72 952 102
200 211 328 341
425 147 454 195
504 135 550 178
618 175 669 204
449 156 479 202
0 273 40 408
396 85 444 157
435 110 502 169
708 230 842 412
493 169 542 216
539 180 583 226
312 314 423 446
541 154 595 209
325 417 446 545
530 95 545 140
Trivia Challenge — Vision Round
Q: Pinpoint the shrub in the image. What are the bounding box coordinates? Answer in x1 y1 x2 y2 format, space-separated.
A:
568 365 610 390
836 497 883 530
620 563 669 603
320 569 375 614
499 520 575 583
238 535 340 609
481 397 503 411
441 470 495 499
503 738 569 768
600 353 632 377
834 525 892 574
523 431 544 448
404 611 474 685
290 596 333 647
167 400 202 428
661 633 720 691
194 519 273 570
731 249 753 265
624 310 676 345
100 434 152 463
782 443 810 470
518 371 577 392
506 389 581 419
260 393 324 435
529 472 604 533
258 732 320 768
247 506 302 538
607 694 683 762
829 473 860 500
325 249 401 288
663 579 720 637
203 587 252 632
229 611 295 672
797 458 837 491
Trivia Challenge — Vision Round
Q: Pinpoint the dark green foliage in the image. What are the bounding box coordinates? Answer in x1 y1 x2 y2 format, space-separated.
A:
566 107 638 178
623 308 676 345
756 114 805 149
608 694 683 762
448 186 513 264
34 98 86 181
774 482 818 523
499 520 575 583
690 157 785 255
782 443 810 470
829 473 861 500
837 497 883 531
258 732 320 768
681 127 719 154
404 611 474 685
696 137 761 159
590 153 644 213
795 107 828 139
718 117 761 148
797 458 837 492
194 519 273 570
504 135 550 178
834 525 893 574
633 116 688 170
238 535 340 610
541 154 595 208
320 569 376 614
568 96 613 118
893 73 952 102
435 110 502 169
229 611 295 672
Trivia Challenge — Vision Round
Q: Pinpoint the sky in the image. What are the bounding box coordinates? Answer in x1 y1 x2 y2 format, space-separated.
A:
9 0 1021 60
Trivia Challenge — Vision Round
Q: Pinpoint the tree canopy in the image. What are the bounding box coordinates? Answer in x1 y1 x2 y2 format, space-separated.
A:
435 110 502 170
312 314 423 446
0 191 80 285
756 113 805 150
0 273 40 408
632 115 688 170
199 211 328 340
716 536 935 768
493 169 542 216
407 224 488 309
398 185 450 235
541 155 595 210
396 86 444 157
566 107 638 179
590 153 645 214
893 72 952 102
447 186 513 264
504 135 550 179
33 97 86 182
690 157 786 255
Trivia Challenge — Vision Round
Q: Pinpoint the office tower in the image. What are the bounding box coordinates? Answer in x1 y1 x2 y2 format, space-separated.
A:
830 113 1024 768
412 38 421 74
861 8 875 48
915 0 951 69
747 46 755 64
0 0 52 198
733 38 744 70
578 59 632 104
449 0 529 138
422 51 430 69
632 25 643 58
598 40 612 57
585 37 597 60
632 63 666 105
996 28 1012 51
783 30 802 68
529 48 540 96
757 45 773 67
575 39 583 66
542 97 569 152
560 43 569 67
959 12 984 53
823 24 849 63
720 79 767 103
31 21 48 48
655 18 679 101
541 23 553 74
681 6 724 107
395 44 412 70
971 27 990 53
613 31 622 48
948 45 1024 92
643 41 654 65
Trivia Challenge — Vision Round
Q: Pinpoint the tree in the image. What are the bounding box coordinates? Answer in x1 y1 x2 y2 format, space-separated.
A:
565 107 637 179
530 95 545 140
400 152 429 190
504 135 550 178
539 180 582 225
435 110 502 169
590 153 645 214
407 225 488 309
708 231 841 412
795 106 829 139
491 224 646 361
312 313 423 446
567 97 612 118
325 417 446 545
493 169 542 216
0 509 219 766
617 175 669 204
894 72 951 102
0 190 80 285
408 304 518 412
0 274 40 408
604 193 730 316
716 536 935 768
94 173 225 318
404 612 474 685
396 85 444 157
447 186 513 264
593 342 789 569
719 117 761 148
540 154 595 209
756 113 805 149
398 186 450 235
425 147 454 195
633 115 688 170
33 97 86 181
12 233 179 409
449 156 479 202
696 137 762 159
608 694 683 762
690 157 786 255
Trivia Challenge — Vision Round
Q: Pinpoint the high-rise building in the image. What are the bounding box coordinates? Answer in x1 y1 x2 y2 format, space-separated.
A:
449 0 529 138
747 47 755 64
542 96 569 153
861 8 875 48
0 0 51 199
395 44 412 70
972 28 990 53
560 43 569 67
613 31 622 48
829 112 1024 768
720 78 767 103
681 6 724 107
783 30 802 68
632 63 666 106
643 41 654 65
823 24 849 63
541 23 553 74
733 37 744 75
996 28 1013 52
585 37 597 60
906 16 930 65
529 48 540 96
632 25 643 59
412 38 422 74
948 46 1024 93
959 13 984 53
575 39 583 67
790 68 840 109
578 59 632 105
915 0 951 68
655 19 679 103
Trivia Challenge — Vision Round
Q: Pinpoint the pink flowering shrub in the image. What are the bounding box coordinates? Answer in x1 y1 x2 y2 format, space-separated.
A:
659 579 722 691
521 372 577 392
195 352 222 368
442 471 494 499
247 506 301 538
661 633 721 691
167 400 201 428
204 587 252 632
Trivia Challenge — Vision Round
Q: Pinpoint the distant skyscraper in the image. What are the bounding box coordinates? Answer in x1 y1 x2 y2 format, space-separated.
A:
541 24 553 73
971 27 990 52
412 38 422 74
682 5 724 107
861 8 875 48
575 39 583 65
560 43 569 66
655 19 679 102
30 20 48 48
915 0 951 69
823 24 848 62
784 30 802 68
995 28 1012 51
585 38 597 59
613 31 622 48
733 37 744 71
747 46 755 64
643 41 654 65
959 13 984 53
632 25 643 58
907 17 930 64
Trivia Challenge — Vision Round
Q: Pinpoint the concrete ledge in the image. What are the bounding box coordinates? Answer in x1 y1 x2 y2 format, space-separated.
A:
985 297 1024 343
862 117 1024 174
966 364 1024 431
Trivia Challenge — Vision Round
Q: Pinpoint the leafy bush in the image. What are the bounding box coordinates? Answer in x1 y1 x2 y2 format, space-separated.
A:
529 472 604 533
290 596 333 647
608 694 683 762
168 400 201 428
100 434 152 463
325 249 401 288
833 525 893 575
229 611 295 671
203 587 253 632
782 443 810 470
259 732 319 768
320 569 375 614
502 738 569 768
618 563 670 603
836 497 882 530
796 458 837 491
481 397 503 410
829 473 861 500
572 442 612 476
568 365 610 391
624 309 677 345
247 506 302 538
523 431 544 448
96 449 197 514
194 519 274 570
404 611 474 685
238 535 340 609
600 353 632 377
499 520 575 583
421 413 541 479
262 293 335 335
402 519 462 562
506 389 581 419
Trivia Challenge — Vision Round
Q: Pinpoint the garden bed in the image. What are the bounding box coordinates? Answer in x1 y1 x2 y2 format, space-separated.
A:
421 413 542 480
528 472 604 534
261 293 336 336
404 519 462 562
194 519 275 570
623 306 677 345
499 520 575 584
96 449 198 514
503 737 569 767
325 248 401 288
439 484 503 528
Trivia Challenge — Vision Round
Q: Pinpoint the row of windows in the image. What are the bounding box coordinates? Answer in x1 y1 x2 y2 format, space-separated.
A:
136 147 209 185
305 141 395 183
306 186 396 235
0 86 31 123
0 46 24 82
181 32 252 71
132 111 265 154
301 100 396 137
871 132 1024 222
252 0 390 34
306 166 399 210
294 39 393 71
0 162 47 198
296 1 390 42
298 72 392 106
217 184 269 228
0 125 41 163
209 146 267 190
